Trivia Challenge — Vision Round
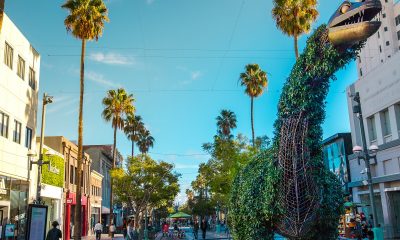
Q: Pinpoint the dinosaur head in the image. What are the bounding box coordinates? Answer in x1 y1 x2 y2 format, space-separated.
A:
328 0 381 47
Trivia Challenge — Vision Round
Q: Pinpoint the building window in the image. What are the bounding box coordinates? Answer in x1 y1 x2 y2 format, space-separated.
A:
29 68 36 90
395 104 400 133
70 165 74 184
378 31 380 39
360 68 363 76
379 45 382 52
384 27 388 32
13 120 21 144
367 115 377 142
381 109 391 136
25 127 33 149
17 56 25 80
382 13 386 18
397 30 400 40
0 111 9 138
386 41 390 46
396 15 400 26
4 42 13 69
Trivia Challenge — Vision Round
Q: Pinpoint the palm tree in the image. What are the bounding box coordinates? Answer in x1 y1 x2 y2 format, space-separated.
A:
62 1 108 238
0 0 5 33
102 88 134 227
137 129 155 154
216 109 237 140
272 0 318 59
124 113 144 156
239 64 268 146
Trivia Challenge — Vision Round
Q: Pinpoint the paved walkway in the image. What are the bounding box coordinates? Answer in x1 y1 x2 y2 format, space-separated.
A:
155 230 232 240
82 234 125 240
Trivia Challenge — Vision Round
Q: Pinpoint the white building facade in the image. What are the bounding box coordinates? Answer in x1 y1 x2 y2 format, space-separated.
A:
346 0 400 238
0 13 40 239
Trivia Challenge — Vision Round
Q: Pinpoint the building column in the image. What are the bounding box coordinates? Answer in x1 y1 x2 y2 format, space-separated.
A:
379 183 392 238
388 105 399 140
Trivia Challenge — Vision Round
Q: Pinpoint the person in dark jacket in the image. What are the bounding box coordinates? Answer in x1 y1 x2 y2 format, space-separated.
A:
46 221 62 240
193 219 199 239
200 218 207 239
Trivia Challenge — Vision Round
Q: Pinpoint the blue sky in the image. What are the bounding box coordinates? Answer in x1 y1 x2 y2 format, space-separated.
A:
6 0 358 203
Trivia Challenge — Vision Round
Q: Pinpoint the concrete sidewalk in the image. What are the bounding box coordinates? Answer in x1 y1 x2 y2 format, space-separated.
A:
82 234 125 240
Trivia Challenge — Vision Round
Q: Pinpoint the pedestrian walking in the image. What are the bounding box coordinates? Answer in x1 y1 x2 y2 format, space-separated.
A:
200 218 207 240
94 221 103 240
122 219 127 239
109 223 116 239
193 219 199 240
46 221 62 240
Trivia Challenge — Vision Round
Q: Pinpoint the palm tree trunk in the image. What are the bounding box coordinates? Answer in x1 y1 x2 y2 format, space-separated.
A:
74 38 86 240
294 35 299 59
109 125 117 228
0 0 5 34
131 129 135 157
251 97 255 147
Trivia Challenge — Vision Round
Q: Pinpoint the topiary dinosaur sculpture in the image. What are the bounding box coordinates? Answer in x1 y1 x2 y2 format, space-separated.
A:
230 1 382 239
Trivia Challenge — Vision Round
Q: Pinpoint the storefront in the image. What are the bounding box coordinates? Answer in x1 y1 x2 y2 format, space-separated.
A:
41 184 63 233
40 147 65 235
65 192 88 240
0 175 29 240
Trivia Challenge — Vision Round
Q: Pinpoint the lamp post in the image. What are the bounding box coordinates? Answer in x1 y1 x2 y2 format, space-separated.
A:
352 92 379 228
29 93 53 204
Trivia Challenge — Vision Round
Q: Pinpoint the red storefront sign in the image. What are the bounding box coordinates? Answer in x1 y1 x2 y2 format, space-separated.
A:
65 192 88 240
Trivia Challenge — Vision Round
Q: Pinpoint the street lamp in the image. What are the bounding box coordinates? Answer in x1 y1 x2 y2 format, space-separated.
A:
30 93 53 204
352 92 379 228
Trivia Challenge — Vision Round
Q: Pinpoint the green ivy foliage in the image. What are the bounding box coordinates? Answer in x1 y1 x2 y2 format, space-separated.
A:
230 150 281 240
42 149 65 188
230 25 363 239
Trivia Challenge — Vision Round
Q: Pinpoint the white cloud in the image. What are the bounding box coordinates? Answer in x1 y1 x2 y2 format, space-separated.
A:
176 66 203 85
146 0 155 4
47 95 78 114
89 52 134 66
191 71 201 80
86 71 122 88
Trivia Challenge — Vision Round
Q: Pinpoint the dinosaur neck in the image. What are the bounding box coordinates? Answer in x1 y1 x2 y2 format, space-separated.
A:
273 24 361 157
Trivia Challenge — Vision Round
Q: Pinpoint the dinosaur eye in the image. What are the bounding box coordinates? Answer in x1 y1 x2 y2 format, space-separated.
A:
341 3 351 14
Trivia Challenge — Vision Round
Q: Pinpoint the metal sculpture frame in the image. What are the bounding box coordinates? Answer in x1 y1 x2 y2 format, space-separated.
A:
277 112 320 238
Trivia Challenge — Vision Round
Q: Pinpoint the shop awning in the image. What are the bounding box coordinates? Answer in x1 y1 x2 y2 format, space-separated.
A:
168 212 191 219
102 206 110 214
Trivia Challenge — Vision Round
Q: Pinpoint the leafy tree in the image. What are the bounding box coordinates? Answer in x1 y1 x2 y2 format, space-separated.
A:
111 154 180 231
272 0 318 59
102 88 134 225
124 113 144 157
137 129 154 154
253 135 271 150
239 64 268 146
62 0 108 238
216 109 237 139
